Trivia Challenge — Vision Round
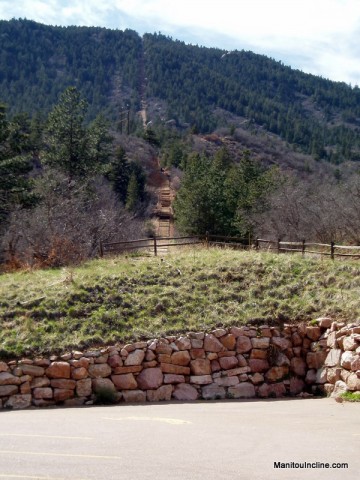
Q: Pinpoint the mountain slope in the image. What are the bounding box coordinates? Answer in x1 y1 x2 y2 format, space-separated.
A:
1 19 360 163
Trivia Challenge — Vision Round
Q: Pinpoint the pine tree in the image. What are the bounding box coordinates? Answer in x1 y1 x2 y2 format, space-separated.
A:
44 87 90 180
126 171 139 211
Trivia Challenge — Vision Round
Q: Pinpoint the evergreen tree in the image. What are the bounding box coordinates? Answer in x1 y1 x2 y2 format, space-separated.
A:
44 87 92 179
44 87 112 181
126 171 140 211
0 104 35 238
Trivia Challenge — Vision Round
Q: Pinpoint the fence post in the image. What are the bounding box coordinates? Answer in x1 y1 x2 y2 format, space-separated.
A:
255 238 259 251
205 231 209 249
330 241 335 260
99 240 104 258
154 236 157 257
277 238 281 253
302 239 305 257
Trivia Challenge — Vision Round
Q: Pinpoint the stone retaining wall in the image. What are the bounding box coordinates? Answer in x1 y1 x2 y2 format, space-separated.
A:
0 318 359 410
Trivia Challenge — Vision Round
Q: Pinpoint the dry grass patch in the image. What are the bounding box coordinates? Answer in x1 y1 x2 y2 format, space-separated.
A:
1 248 359 358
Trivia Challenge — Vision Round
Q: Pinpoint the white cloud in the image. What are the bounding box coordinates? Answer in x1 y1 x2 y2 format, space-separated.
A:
0 0 360 84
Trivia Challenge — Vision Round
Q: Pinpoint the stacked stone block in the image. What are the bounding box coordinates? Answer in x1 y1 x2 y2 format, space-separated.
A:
0 318 359 410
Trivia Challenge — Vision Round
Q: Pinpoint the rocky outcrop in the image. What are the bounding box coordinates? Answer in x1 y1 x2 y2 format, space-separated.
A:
0 319 359 409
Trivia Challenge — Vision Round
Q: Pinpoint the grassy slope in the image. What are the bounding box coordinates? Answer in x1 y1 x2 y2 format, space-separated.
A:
1 248 359 358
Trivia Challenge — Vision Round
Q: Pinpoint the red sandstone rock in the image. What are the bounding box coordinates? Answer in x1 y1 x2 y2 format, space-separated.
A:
54 388 74 402
143 361 157 368
190 375 212 385
46 362 70 379
33 387 53 399
175 336 191 350
71 367 88 380
291 332 302 346
0 385 18 396
271 337 291 350
212 328 227 338
351 355 360 372
214 376 239 387
19 365 45 377
147 385 173 401
326 367 341 384
111 374 137 390
4 394 31 409
0 362 8 373
307 351 327 369
250 373 264 385
346 372 360 391
190 349 205 359
219 334 236 350
219 356 238 370
137 368 163 390
341 351 355 369
316 317 332 328
250 349 268 360
155 344 173 355
0 372 21 386
113 365 143 374
343 335 358 351
323 349 341 367
50 379 76 389
171 350 191 366
107 355 123 368
237 354 248 366
204 334 224 352
201 384 226 400
145 350 156 362
227 366 251 376
306 326 321 341
251 337 270 349
236 336 252 353
92 378 116 394
76 378 92 397
30 377 50 388
211 360 221 372
157 354 172 364
290 357 306 376
172 383 199 401
160 363 190 375
190 359 211 375
305 369 317 384
228 382 255 398
265 366 289 382
163 374 185 384
88 364 112 378
20 382 31 394
70 357 90 368
249 359 269 373
122 390 146 402
191 339 203 349
124 349 145 366
230 326 245 337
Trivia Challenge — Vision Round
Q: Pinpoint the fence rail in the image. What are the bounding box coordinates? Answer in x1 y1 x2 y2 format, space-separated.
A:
99 235 360 260
256 238 360 259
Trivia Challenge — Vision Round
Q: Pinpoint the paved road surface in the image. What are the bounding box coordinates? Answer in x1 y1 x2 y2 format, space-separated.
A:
0 398 358 480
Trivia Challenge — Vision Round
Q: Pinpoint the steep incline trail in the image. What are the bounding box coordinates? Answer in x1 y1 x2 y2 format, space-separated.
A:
148 158 175 255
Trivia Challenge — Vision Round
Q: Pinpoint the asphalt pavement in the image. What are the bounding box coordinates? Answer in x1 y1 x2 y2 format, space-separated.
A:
0 398 358 480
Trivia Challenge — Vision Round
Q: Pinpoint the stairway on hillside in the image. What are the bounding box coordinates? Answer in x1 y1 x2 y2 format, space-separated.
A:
153 174 174 255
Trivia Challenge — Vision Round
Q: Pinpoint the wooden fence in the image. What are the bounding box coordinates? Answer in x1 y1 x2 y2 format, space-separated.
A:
255 238 360 259
99 235 360 260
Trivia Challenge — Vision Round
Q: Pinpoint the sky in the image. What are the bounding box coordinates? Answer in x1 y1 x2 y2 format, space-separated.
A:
0 0 360 86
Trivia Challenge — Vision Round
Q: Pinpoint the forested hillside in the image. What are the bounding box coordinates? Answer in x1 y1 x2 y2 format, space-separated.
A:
1 19 360 163
1 19 360 271
0 19 141 120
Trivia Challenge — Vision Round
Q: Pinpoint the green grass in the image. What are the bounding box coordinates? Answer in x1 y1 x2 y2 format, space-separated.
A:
1 248 360 358
340 391 360 402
